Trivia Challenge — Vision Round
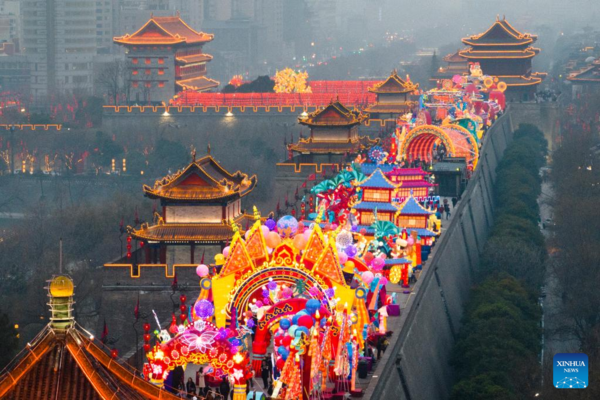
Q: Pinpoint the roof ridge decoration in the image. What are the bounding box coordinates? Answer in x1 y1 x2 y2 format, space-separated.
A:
114 14 214 45
143 155 257 201
461 17 536 47
368 70 419 94
298 100 367 127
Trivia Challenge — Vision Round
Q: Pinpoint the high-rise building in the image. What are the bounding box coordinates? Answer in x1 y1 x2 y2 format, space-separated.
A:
96 0 116 54
0 0 19 44
21 0 97 101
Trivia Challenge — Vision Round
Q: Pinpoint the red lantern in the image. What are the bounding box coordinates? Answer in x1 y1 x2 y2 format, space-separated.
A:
179 314 187 323
127 236 132 243
179 294 187 304
126 252 132 259
143 334 151 342
143 344 151 352
139 241 145 247
180 305 186 313
143 323 151 333
111 349 119 359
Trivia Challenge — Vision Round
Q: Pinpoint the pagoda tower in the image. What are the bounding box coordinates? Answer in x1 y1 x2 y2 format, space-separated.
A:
459 16 546 101
114 14 219 105
275 100 378 212
128 153 257 266
394 193 437 240
365 70 419 120
290 100 376 160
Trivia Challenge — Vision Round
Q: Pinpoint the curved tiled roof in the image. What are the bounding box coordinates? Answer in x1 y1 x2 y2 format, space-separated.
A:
461 18 536 47
114 15 213 46
143 155 257 202
368 70 419 94
298 100 367 127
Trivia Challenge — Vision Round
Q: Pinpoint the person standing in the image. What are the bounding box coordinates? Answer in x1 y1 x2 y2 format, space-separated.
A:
219 376 230 400
451 197 457 208
197 367 207 397
186 377 197 399
444 203 451 220
261 359 272 391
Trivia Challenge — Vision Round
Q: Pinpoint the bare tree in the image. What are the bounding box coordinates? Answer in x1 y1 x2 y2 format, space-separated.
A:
95 59 130 105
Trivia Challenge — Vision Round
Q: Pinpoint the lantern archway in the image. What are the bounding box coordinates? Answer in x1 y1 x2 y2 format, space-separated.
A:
146 218 369 400
399 124 479 168
399 124 456 163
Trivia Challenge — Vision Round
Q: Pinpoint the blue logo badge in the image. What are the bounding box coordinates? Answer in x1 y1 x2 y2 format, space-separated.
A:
553 353 588 389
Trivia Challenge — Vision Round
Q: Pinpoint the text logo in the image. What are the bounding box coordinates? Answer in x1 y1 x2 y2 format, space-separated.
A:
553 353 588 389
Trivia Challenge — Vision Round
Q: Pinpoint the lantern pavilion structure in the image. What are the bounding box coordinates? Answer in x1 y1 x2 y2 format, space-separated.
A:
128 153 257 266
459 16 546 101
430 51 469 85
114 13 219 105
395 193 438 240
0 276 181 400
353 168 399 227
365 70 419 119
359 164 436 202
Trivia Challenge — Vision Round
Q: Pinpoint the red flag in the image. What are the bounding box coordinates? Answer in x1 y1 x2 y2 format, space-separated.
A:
301 181 307 188
308 173 316 181
321 169 326 177
294 186 299 199
101 319 108 343
134 295 140 320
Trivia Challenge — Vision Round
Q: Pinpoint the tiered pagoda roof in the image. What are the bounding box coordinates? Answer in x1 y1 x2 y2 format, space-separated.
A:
129 213 257 243
298 100 367 128
461 18 536 47
114 15 214 46
143 155 257 203
567 59 600 84
0 277 180 400
366 70 419 115
132 155 258 243
291 100 378 154
368 70 419 95
288 137 379 154
459 17 546 89
175 76 220 91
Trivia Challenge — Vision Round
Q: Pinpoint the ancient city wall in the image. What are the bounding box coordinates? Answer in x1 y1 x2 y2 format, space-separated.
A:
366 111 515 400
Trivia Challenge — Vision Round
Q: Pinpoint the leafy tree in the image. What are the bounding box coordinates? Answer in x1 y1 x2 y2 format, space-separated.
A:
0 311 19 370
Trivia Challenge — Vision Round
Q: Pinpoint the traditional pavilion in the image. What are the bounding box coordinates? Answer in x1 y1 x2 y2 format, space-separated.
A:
290 100 376 160
365 70 419 119
459 16 546 101
353 168 399 227
128 153 257 266
114 13 219 105
430 51 469 84
0 276 181 400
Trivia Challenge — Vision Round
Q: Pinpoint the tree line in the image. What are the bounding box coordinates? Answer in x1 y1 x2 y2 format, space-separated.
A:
450 123 548 399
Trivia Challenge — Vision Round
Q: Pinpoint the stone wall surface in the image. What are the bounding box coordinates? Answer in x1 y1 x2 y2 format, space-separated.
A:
366 111 515 400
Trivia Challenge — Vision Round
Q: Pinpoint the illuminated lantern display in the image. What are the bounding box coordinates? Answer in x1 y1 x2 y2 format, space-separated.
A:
144 210 391 400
